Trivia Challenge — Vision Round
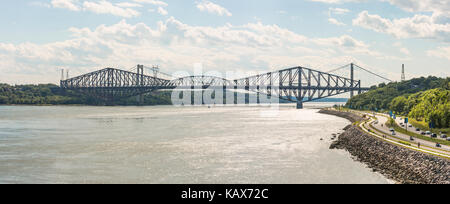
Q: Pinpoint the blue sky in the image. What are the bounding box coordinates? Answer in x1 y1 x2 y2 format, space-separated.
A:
0 0 449 85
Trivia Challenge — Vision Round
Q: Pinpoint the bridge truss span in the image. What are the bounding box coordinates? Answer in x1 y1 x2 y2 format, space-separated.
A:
234 66 367 107
167 75 234 89
60 64 372 108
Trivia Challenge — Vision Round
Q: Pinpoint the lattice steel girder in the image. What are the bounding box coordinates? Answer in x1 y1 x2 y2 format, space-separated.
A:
233 66 364 102
60 68 170 89
61 66 369 102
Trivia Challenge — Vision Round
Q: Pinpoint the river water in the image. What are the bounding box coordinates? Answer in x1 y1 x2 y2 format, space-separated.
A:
0 104 389 184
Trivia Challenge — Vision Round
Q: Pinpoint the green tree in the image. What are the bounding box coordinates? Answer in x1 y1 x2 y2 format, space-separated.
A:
390 96 408 115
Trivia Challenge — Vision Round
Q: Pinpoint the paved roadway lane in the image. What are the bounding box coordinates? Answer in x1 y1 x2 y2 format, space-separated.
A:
393 117 448 141
371 114 450 153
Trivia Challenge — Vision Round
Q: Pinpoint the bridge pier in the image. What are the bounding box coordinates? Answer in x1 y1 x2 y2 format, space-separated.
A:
296 101 303 109
136 94 144 105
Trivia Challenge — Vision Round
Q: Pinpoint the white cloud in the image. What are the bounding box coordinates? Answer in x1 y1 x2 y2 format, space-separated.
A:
196 1 232 17
329 7 350 15
328 18 346 26
157 7 168 16
51 0 144 18
51 0 80 11
312 35 379 56
0 18 394 84
132 0 168 7
353 11 450 42
83 1 140 18
382 0 450 15
393 42 410 55
382 0 450 25
427 47 450 60
310 0 366 4
400 48 410 55
116 2 143 8
29 1 51 8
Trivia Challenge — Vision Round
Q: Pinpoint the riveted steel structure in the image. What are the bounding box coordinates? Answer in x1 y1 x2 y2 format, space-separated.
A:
60 67 170 101
61 65 371 108
233 66 367 108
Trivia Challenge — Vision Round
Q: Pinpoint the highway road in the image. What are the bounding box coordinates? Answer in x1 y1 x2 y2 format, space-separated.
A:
393 116 448 141
370 113 450 153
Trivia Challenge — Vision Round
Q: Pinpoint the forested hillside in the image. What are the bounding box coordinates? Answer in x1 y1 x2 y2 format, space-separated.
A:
346 76 450 128
0 83 172 106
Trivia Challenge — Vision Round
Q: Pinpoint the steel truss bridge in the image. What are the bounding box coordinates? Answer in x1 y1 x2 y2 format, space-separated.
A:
60 64 388 109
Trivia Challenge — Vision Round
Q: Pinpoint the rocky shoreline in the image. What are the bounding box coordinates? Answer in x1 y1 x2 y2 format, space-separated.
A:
320 109 450 184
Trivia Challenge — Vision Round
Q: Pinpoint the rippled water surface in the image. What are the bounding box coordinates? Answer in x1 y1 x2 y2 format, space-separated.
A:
0 104 389 183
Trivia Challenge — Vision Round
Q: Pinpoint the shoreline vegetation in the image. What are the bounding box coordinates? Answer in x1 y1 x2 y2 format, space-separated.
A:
320 109 450 184
0 83 346 106
346 76 449 130
0 83 173 106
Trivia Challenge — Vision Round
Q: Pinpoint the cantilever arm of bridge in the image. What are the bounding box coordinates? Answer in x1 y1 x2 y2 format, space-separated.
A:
60 64 385 107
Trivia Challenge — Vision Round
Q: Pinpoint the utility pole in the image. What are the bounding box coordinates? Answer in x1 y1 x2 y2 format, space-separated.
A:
401 64 405 82
66 70 69 80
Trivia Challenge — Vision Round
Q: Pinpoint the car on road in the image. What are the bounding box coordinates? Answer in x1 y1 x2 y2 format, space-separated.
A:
416 128 420 131
421 132 426 135
410 136 414 141
447 137 450 141
431 133 438 138
441 134 447 139
436 143 441 148
408 124 413 128
390 128 395 132
392 131 396 136
426 131 432 135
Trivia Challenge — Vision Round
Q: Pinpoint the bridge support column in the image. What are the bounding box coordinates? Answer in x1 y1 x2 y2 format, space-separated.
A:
350 63 354 98
136 64 145 105
297 67 303 109
297 101 303 109
358 80 362 95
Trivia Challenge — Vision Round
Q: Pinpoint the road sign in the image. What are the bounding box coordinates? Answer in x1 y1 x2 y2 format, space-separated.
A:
389 111 393 117
429 122 435 129
405 118 408 124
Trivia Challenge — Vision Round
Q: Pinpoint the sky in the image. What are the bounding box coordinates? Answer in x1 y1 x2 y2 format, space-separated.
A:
0 0 449 85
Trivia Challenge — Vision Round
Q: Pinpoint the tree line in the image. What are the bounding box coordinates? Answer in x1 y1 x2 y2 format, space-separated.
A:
0 83 172 106
346 76 450 128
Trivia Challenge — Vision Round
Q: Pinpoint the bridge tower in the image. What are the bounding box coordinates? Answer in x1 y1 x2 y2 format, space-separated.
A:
136 64 145 104
60 69 65 81
297 67 303 109
350 63 354 98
